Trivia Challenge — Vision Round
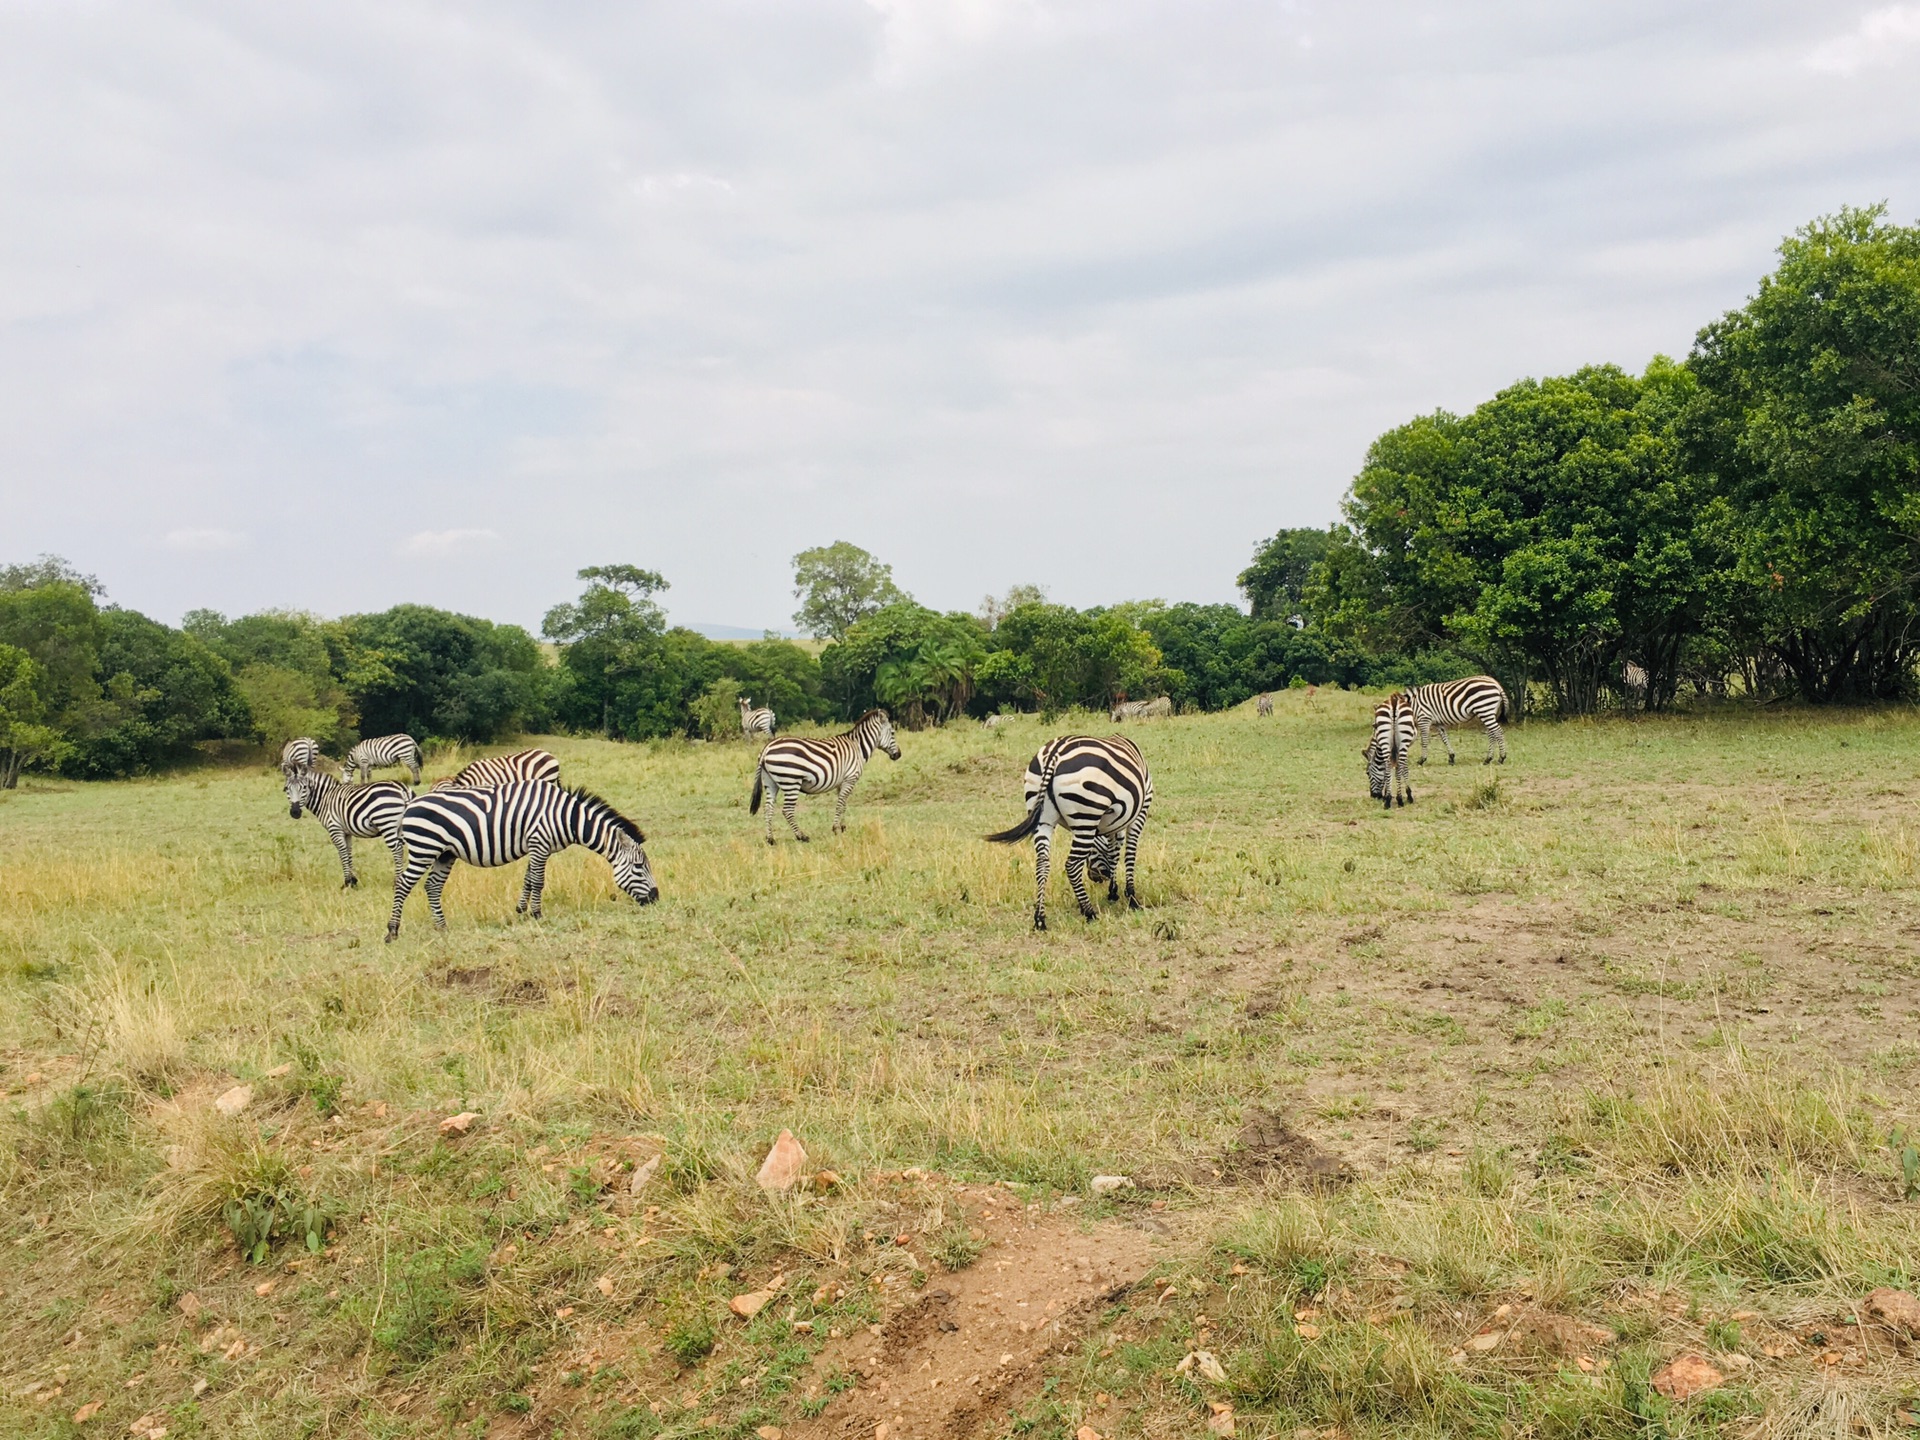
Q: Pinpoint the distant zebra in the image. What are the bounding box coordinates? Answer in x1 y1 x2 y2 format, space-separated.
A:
983 714 1009 729
986 735 1152 930
1255 693 1274 717
1406 676 1510 765
1622 660 1649 710
386 782 656 940
281 737 320 774
739 696 776 740
750 709 900 844
431 749 562 791
1110 696 1173 722
285 769 411 888
1364 693 1415 810
342 733 422 784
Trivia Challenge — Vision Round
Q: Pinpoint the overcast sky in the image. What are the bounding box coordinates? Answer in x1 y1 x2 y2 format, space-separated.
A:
4 2 1917 634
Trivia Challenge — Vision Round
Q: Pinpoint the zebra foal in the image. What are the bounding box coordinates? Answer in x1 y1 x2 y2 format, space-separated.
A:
738 696 776 740
1364 693 1415 810
750 709 900 843
986 735 1152 930
431 748 562 790
343 733 422 784
285 769 411 887
386 782 656 940
1406 676 1510 765
1110 696 1172 722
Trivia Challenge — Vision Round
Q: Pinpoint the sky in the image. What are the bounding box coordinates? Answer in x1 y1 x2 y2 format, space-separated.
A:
4 2 1918 636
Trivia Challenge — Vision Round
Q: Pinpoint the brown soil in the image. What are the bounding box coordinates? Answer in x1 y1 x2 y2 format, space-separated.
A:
1212 1108 1353 1189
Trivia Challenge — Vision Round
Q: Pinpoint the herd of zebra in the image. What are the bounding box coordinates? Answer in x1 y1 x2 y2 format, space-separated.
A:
270 673 1513 936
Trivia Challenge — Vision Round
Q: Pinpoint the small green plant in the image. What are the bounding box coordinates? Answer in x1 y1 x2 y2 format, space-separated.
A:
1892 1125 1920 1201
929 1224 986 1272
1465 1146 1513 1197
665 1316 717 1365
1466 779 1501 810
223 1185 327 1264
1705 1318 1742 1351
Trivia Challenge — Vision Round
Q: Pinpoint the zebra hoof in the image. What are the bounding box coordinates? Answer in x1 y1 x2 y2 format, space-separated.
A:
1448 755 1457 765
1417 757 1427 766
384 930 398 944
1033 914 1047 932
342 877 357 890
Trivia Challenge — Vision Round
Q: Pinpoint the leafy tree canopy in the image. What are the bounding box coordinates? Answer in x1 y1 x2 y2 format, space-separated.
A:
792 542 908 640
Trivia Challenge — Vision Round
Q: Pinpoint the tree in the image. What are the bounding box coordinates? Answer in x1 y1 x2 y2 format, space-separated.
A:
64 609 250 777
544 566 672 735
819 604 983 720
2 554 104 596
1238 529 1332 625
978 583 1048 631
190 609 360 752
342 605 547 741
1687 204 1920 701
975 603 1165 717
0 580 130 781
791 542 908 640
0 645 68 788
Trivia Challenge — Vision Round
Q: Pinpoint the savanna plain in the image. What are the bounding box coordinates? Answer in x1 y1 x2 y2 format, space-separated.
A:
4 693 1919 1440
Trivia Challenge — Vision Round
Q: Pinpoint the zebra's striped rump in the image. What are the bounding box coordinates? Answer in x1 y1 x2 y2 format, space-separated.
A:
387 782 655 939
431 748 562 791
1405 675 1509 765
343 733 422 784
739 697 776 739
986 735 1152 930
1364 693 1415 810
281 737 320 775
284 769 412 888
750 709 899 844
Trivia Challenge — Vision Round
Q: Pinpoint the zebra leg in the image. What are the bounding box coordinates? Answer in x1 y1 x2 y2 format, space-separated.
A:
1436 723 1458 764
383 828 406 878
424 856 455 931
324 819 357 888
386 852 436 941
1123 817 1145 909
1031 821 1054 931
518 845 551 918
1488 722 1506 764
1416 717 1429 766
1064 842 1097 922
784 787 809 843
833 780 855 835
410 757 422 785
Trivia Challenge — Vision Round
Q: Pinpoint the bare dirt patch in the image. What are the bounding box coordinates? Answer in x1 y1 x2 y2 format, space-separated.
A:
1213 1107 1353 1190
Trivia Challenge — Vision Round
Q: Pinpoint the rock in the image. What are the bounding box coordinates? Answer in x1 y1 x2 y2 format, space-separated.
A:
1077 1428 1102 1440
595 1275 615 1298
176 1292 202 1321
252 1281 275 1297
1089 1175 1134 1196
730 1290 774 1319
129 1414 167 1440
438 1111 479 1135
264 1063 293 1078
213 1084 252 1117
756 1130 809 1191
1867 1287 1920 1336
1294 1322 1321 1340
190 1379 209 1398
1175 1349 1228 1383
756 1428 782 1440
72 1401 103 1423
1206 1402 1236 1437
629 1154 661 1195
1464 1331 1503 1353
1651 1353 1723 1401
812 1169 841 1191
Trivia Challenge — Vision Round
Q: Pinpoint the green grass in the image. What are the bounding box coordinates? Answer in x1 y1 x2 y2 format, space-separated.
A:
2 695 1919 1437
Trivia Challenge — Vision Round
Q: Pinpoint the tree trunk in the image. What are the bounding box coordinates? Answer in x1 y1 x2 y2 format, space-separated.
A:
1 749 20 789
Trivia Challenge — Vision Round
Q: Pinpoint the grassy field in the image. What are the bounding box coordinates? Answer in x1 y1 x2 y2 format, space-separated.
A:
3 693 1919 1439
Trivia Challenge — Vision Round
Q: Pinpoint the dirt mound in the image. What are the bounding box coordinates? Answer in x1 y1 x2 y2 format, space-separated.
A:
1218 1108 1354 1190
790 1192 1162 1440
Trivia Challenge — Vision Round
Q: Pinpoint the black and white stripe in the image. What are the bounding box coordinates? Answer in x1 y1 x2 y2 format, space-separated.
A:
1364 693 1415 810
986 734 1153 930
431 748 562 791
738 696 776 740
1406 675 1510 765
285 769 412 888
1110 696 1172 722
343 733 422 784
281 737 320 774
749 709 900 843
386 782 656 939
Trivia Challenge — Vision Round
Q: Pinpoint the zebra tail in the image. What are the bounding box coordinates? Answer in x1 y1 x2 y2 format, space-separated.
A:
750 768 764 815
984 800 1041 845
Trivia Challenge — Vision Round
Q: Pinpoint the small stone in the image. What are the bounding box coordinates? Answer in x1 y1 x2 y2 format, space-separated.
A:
191 1379 209 1397
1175 1349 1228 1383
813 1170 841 1191
756 1130 809 1191
1867 1287 1920 1336
264 1063 293 1078
1206 1402 1235 1437
438 1111 479 1135
1077 1427 1102 1440
555 1306 575 1319
595 1276 615 1298
213 1084 253 1117
1294 1322 1320 1340
874 1425 889 1440
1089 1175 1133 1196
253 1281 275 1297
730 1290 774 1319
177 1292 202 1321
756 1428 783 1440
999 1352 1014 1365
629 1154 662 1195
1464 1331 1503 1353
72 1401 103 1423
1651 1353 1723 1401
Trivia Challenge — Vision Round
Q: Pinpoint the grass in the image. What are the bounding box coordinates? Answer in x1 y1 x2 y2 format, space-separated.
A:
2 693 1919 1437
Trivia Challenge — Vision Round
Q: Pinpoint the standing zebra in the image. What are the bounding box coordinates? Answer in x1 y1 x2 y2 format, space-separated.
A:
1255 693 1274 717
431 749 562 790
1405 676 1510 765
386 782 656 940
342 733 422 784
738 696 776 740
284 769 412 888
1364 693 1415 810
280 737 320 774
1622 660 1649 711
986 735 1152 930
750 709 900 844
1110 696 1173 722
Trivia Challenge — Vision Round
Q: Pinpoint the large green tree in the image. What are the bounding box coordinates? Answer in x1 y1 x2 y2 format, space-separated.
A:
1238 528 1332 625
64 609 249 777
791 542 908 640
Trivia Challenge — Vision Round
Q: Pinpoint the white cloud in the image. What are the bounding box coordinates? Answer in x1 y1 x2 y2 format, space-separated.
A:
1808 5 1920 73
162 528 247 552
397 528 500 558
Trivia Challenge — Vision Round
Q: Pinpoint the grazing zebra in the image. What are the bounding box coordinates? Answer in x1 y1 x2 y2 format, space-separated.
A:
1622 659 1649 710
738 696 776 740
285 769 411 888
342 733 422 784
431 748 562 791
1255 693 1274 717
1364 693 1415 810
1405 675 1510 765
386 782 656 940
986 735 1152 930
280 737 320 774
750 709 900 844
1110 696 1173 722
982 713 1008 729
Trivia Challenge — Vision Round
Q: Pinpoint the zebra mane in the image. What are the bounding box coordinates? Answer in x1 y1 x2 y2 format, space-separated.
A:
562 784 646 844
857 708 890 725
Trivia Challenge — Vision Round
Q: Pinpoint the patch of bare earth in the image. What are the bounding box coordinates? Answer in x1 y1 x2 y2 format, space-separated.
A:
791 1191 1163 1440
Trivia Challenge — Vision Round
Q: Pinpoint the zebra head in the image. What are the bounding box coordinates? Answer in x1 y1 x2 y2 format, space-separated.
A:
1086 834 1119 885
864 709 901 761
739 695 753 714
284 767 314 819
610 832 659 906
1362 738 1387 802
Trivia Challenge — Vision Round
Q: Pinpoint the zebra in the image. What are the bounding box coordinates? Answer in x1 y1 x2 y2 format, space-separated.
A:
386 782 656 940
1364 693 1415 810
342 733 422 784
983 713 1008 729
1255 693 1274 717
750 709 900 844
280 737 320 774
430 748 562 791
739 696 776 740
986 735 1152 930
284 768 411 888
1622 659 1649 711
1405 676 1510 765
1110 696 1173 722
